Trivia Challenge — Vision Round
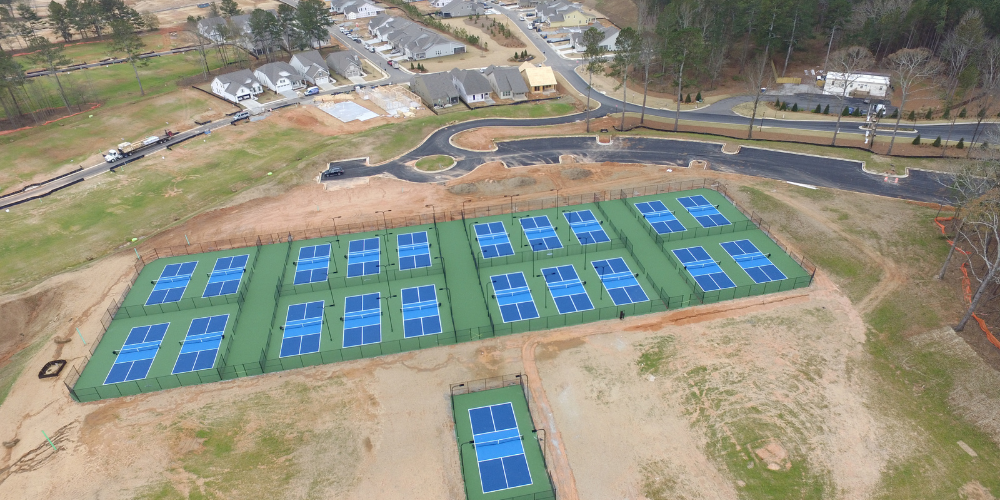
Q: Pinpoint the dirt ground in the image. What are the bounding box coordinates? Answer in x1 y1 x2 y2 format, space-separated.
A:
1 148 999 498
269 98 433 138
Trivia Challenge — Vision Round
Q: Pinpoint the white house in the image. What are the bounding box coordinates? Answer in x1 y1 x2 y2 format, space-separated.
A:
254 62 304 92
450 68 492 104
430 0 454 7
211 69 263 102
569 25 619 52
823 71 890 98
326 51 364 78
290 50 331 85
331 0 384 19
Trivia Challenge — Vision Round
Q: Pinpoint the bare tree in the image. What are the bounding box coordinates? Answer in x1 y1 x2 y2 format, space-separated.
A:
580 26 605 133
27 35 72 112
885 47 941 154
939 9 985 110
637 31 659 125
828 46 874 146
744 53 774 139
611 27 639 131
968 38 1000 155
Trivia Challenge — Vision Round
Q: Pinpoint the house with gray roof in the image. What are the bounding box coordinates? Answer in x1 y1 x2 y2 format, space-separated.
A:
368 15 465 60
197 13 273 54
326 51 364 78
410 72 461 108
450 68 492 104
331 0 385 19
568 24 619 52
289 50 331 85
440 1 485 18
484 65 529 100
211 69 263 102
253 62 304 93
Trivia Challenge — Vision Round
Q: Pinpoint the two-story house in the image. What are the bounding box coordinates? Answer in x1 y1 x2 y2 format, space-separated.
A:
289 50 332 85
254 62 305 93
211 69 264 102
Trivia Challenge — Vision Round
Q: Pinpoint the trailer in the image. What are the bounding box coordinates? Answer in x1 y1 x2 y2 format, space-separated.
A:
104 130 176 163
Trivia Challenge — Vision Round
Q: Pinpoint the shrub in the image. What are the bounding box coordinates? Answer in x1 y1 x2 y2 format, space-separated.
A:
932 136 942 147
852 107 862 117
695 91 702 101
908 110 916 121
924 108 933 119
780 102 788 111
842 106 850 116
943 108 950 119
959 107 967 118
912 134 921 145
685 93 691 103
956 138 965 149
814 104 822 113
889 109 898 118
823 104 829 114
791 103 799 112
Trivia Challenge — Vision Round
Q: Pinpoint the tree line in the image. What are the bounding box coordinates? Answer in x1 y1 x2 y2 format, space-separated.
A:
576 0 1000 151
0 0 156 127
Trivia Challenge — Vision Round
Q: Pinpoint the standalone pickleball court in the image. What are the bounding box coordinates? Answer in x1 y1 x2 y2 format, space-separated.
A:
469 402 533 493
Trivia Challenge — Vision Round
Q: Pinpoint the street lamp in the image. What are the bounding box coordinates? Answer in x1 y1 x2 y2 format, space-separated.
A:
331 215 343 245
425 204 436 224
375 210 391 240
462 199 473 220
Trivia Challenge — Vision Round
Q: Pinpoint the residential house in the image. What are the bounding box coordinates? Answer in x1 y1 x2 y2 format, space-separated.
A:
370 15 466 60
330 0 385 19
518 0 540 8
197 13 270 53
536 1 596 27
569 24 618 52
822 71 890 98
449 68 492 104
211 69 264 102
519 62 557 92
484 65 529 100
289 50 331 85
441 1 485 17
327 51 365 78
254 62 304 92
430 0 455 7
410 72 461 107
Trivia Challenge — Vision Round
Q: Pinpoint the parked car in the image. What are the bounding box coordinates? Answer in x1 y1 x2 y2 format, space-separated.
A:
305 86 319 96
326 167 344 176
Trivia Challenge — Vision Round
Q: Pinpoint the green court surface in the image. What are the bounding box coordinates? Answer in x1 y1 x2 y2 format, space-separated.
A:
452 385 555 500
69 186 813 402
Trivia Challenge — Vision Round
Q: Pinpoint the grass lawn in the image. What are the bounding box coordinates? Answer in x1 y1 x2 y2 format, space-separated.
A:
415 155 455 171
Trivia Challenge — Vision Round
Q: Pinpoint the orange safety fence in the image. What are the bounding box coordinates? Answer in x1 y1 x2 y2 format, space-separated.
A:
942 216 1000 350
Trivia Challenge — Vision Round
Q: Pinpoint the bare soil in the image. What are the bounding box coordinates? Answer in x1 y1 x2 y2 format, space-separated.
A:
464 17 526 49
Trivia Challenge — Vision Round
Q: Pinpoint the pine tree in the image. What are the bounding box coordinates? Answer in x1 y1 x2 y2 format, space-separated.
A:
842 107 850 116
514 51 518 60
889 109 898 118
685 93 691 103
943 108 950 119
410 62 414 69
695 91 702 102
823 104 829 114
912 134 921 145
908 110 916 121
931 136 942 147
775 98 781 107
814 104 822 113
959 108 967 118
792 103 799 112
852 107 862 117
956 138 965 149
924 108 933 119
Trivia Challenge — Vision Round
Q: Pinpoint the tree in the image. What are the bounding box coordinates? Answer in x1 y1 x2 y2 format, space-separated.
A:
932 135 942 147
0 49 28 126
912 134 920 145
611 27 639 131
109 19 147 96
744 53 774 140
968 38 1000 155
814 104 821 113
219 0 241 17
247 8 279 62
925 108 933 119
939 10 985 109
636 29 659 125
828 46 874 146
580 26 604 133
885 47 941 154
957 138 965 148
295 0 332 50
208 1 220 18
275 3 296 53
47 1 74 41
184 16 211 78
140 11 159 31
659 1 704 133
823 104 829 114
27 36 72 112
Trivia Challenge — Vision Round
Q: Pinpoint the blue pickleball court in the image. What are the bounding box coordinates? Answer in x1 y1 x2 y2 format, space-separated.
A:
203 255 248 297
146 261 197 305
401 284 442 338
469 402 533 494
590 257 649 305
172 314 228 374
104 323 169 384
474 222 515 258
346 238 381 278
720 239 787 284
490 272 540 323
540 265 593 314
520 215 562 251
397 232 432 270
563 210 610 245
673 246 737 292
635 200 686 234
676 195 731 228
343 292 381 347
293 244 331 285
280 301 324 357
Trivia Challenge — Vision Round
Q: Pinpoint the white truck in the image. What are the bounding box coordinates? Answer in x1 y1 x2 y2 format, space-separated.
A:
104 130 176 163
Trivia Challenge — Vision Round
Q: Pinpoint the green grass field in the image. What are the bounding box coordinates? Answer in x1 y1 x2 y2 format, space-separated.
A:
70 187 811 402
452 385 555 500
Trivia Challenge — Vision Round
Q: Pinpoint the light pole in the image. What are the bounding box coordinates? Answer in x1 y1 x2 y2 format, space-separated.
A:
331 216 343 246
425 204 436 225
375 210 391 240
504 194 519 225
380 294 397 332
462 199 473 220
